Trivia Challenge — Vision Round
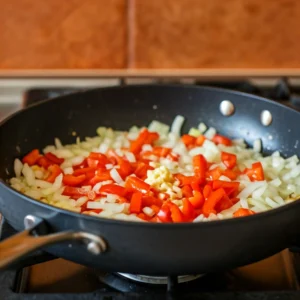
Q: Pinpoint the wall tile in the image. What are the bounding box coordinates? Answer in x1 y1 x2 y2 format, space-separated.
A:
132 0 300 68
0 0 126 69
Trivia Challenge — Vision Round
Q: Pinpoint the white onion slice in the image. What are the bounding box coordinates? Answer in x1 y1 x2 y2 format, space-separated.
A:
110 168 124 184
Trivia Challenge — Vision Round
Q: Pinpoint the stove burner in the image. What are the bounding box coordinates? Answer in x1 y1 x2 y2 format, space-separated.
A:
117 273 203 284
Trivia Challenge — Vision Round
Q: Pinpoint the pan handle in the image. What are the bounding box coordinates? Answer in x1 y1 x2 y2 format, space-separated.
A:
0 215 106 269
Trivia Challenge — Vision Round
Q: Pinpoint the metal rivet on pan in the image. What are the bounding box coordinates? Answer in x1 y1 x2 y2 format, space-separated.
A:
24 215 37 229
87 241 101 255
260 110 273 126
220 100 235 116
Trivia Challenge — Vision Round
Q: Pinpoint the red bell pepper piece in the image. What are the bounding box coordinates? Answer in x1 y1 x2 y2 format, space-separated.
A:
152 147 171 157
169 202 184 222
130 129 150 154
63 174 86 186
125 176 151 194
22 149 40 166
222 169 239 180
89 171 112 185
212 134 232 146
130 192 143 213
203 185 212 199
203 188 226 217
193 154 207 182
37 156 51 169
45 152 64 165
206 167 223 180
195 135 206 146
174 174 195 186
134 162 154 178
221 152 237 169
46 164 62 183
189 190 204 208
99 184 127 197
63 186 86 197
73 167 96 176
233 208 255 217
73 158 88 170
215 194 234 212
157 203 172 222
182 198 195 221
166 152 180 161
212 180 240 191
181 134 196 147
182 185 193 197
141 196 163 208
144 131 159 145
244 162 264 181
116 157 132 179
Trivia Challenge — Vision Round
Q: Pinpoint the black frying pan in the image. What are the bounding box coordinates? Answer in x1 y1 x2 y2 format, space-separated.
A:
0 84 300 275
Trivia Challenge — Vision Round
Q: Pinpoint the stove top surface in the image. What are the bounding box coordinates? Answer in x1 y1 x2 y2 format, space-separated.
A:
2 79 300 299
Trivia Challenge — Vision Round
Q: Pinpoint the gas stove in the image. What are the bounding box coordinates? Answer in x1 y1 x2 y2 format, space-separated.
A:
2 78 300 299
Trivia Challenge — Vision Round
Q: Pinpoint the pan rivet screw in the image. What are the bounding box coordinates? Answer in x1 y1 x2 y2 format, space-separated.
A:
87 241 101 255
220 100 235 116
261 110 272 126
24 215 37 229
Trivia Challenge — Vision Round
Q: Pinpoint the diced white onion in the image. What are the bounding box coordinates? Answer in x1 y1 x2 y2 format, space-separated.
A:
110 168 124 184
14 159 23 177
171 115 185 136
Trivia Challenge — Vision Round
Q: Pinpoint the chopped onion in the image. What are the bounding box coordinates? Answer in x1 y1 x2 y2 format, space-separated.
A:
110 168 124 184
14 159 23 177
171 115 185 136
125 152 136 163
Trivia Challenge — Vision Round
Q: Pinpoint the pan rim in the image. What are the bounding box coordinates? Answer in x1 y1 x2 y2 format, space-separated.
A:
1 84 300 228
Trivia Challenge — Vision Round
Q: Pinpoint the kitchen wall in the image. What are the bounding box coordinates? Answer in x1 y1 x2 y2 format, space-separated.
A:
0 0 299 70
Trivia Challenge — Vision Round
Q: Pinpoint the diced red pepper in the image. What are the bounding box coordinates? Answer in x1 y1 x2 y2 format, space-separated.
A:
169 203 184 223
212 180 240 191
157 203 172 223
193 154 207 182
203 188 226 217
144 132 159 145
182 198 196 221
166 152 179 161
222 169 239 180
142 196 163 208
99 184 127 197
73 167 96 176
182 185 193 197
212 134 232 146
233 208 255 218
203 185 212 199
45 152 64 165
116 157 132 179
63 186 86 197
152 147 171 157
174 174 195 186
125 176 151 194
244 162 264 181
206 167 223 180
195 135 206 146
221 152 237 169
130 129 150 154
189 190 204 208
89 171 112 185
182 134 196 147
130 192 143 213
73 158 88 170
37 156 51 169
22 149 40 166
46 164 62 183
63 174 86 186
134 162 153 179
215 194 234 212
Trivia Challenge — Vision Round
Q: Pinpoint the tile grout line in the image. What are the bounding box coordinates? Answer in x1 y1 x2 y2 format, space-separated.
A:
126 0 135 69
